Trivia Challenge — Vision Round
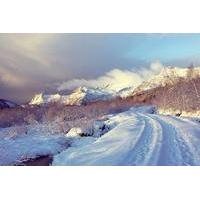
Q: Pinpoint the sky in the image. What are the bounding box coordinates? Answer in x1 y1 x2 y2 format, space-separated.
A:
1 33 200 103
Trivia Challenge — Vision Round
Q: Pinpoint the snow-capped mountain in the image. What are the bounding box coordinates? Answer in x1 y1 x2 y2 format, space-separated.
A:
133 66 200 94
131 66 200 117
29 93 61 105
117 86 135 98
0 99 18 109
30 86 114 106
62 86 114 105
30 66 200 108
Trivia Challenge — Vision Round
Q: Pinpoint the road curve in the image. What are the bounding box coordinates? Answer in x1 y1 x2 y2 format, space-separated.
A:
53 111 200 166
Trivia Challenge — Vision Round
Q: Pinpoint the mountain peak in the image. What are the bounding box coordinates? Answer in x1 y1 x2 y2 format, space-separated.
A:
159 66 200 78
29 86 114 106
29 93 61 105
0 99 18 109
134 66 200 94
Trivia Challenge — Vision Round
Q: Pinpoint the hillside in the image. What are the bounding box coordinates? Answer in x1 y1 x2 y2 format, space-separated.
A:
134 66 200 93
0 99 17 109
29 86 136 106
131 66 200 117
1 66 200 166
30 87 115 105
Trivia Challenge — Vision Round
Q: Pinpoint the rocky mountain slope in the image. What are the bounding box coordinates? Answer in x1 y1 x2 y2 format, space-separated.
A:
134 66 200 93
29 87 114 105
131 66 200 117
0 99 17 109
29 66 200 117
29 86 135 106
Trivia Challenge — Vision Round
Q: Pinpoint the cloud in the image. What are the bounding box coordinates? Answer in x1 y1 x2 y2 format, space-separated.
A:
1 33 193 103
0 67 26 87
0 34 150 102
140 61 164 79
0 34 144 87
0 34 67 102
58 61 164 92
0 34 63 79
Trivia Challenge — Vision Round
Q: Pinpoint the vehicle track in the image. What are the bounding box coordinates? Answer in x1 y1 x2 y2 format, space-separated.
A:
150 115 198 165
53 111 200 166
121 113 162 166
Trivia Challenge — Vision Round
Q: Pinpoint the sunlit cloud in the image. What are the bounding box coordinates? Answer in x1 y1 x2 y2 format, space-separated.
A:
0 33 200 103
58 61 164 92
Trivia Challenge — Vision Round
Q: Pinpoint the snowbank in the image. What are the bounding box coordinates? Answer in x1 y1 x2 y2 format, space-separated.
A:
52 109 142 165
65 118 112 138
158 108 200 118
0 125 70 165
130 105 157 114
0 111 115 165
53 106 200 166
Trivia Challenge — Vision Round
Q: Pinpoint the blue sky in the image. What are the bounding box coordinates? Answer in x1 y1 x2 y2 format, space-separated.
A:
1 33 200 102
125 34 200 64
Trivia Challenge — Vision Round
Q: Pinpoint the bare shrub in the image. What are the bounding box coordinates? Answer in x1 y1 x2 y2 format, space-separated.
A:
0 95 140 128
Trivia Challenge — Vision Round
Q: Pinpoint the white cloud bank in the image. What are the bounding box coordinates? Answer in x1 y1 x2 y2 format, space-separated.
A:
58 61 164 92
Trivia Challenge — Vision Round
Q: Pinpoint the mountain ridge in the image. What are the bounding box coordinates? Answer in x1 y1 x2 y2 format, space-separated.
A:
0 99 18 109
29 66 200 117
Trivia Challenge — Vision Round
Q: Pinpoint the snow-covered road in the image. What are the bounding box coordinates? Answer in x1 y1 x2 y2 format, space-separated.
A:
53 109 200 166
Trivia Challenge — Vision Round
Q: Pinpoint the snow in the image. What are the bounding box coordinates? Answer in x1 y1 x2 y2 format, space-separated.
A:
1 104 200 166
0 99 17 108
29 86 114 106
134 66 200 93
65 118 112 138
116 86 135 98
29 85 140 106
29 93 61 105
53 106 200 166
67 127 83 137
0 116 112 165
130 105 157 114
29 66 200 106
3 100 17 108
0 124 70 165
61 86 113 105
158 108 200 118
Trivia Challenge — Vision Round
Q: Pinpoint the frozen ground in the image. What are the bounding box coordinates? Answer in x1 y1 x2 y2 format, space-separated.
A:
53 106 200 166
1 106 200 166
0 124 70 165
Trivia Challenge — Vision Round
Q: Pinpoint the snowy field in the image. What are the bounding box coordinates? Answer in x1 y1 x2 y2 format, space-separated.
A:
0 124 70 165
1 106 200 166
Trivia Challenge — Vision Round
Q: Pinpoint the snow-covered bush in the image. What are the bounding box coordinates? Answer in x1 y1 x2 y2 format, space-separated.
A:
65 117 111 138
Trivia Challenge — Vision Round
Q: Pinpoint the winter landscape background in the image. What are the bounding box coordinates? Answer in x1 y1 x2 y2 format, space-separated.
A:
1 33 200 166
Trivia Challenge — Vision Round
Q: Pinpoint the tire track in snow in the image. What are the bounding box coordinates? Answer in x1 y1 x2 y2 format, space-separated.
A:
122 113 162 166
155 115 200 165
53 110 200 166
53 112 147 166
150 115 197 166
